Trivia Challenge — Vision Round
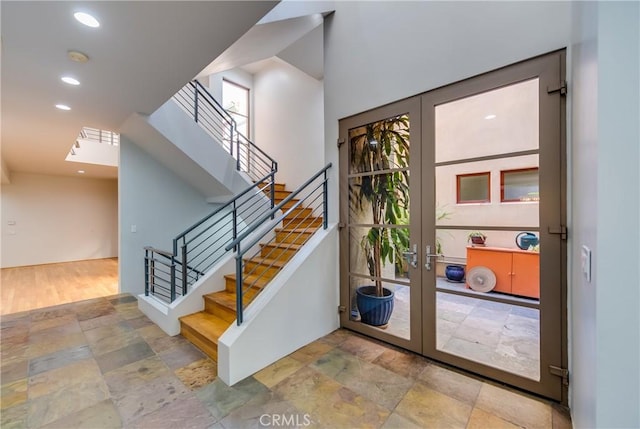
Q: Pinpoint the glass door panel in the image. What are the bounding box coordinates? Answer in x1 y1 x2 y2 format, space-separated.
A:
423 51 566 401
339 97 422 352
432 79 542 381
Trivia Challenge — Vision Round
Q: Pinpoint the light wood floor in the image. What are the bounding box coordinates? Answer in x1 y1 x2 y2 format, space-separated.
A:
1 258 119 315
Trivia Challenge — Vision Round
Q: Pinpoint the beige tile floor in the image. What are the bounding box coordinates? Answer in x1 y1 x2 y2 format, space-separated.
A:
1 294 571 428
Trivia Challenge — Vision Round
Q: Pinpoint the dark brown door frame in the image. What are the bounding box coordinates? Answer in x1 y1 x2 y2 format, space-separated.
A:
338 96 423 354
420 50 568 403
338 50 568 404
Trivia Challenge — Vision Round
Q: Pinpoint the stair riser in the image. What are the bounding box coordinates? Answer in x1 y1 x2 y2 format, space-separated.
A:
271 190 291 200
283 207 313 219
275 231 313 244
283 218 323 229
204 298 237 323
224 276 270 294
260 246 296 261
244 261 281 277
278 200 299 210
180 323 218 361
256 182 285 192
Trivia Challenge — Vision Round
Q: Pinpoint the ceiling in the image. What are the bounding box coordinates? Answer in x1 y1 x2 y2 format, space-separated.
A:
0 1 278 180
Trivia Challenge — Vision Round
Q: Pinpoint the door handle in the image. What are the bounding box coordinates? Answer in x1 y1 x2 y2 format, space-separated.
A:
402 244 418 268
425 245 441 271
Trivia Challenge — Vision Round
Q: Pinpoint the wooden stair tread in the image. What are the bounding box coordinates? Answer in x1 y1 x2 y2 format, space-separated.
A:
205 290 255 311
244 256 287 267
261 242 303 251
276 227 316 233
179 312 230 339
223 273 271 289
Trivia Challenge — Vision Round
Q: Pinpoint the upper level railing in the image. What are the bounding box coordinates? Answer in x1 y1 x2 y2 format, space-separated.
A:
78 126 120 146
172 80 276 182
225 163 332 325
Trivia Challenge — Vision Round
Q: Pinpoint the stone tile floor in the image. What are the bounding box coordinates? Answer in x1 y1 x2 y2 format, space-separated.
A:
375 282 540 380
1 294 571 428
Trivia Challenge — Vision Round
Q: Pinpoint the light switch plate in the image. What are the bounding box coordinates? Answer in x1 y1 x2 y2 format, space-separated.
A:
581 245 591 283
131 225 137 233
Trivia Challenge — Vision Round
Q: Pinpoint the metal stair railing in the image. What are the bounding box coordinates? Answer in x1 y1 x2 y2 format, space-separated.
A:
144 80 278 304
225 163 332 325
144 170 277 303
172 80 277 182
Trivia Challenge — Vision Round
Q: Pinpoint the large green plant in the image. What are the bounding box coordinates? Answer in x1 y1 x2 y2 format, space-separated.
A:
350 115 410 297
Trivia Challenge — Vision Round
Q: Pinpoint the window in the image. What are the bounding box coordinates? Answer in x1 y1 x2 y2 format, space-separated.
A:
457 172 490 203
222 79 249 138
501 168 539 202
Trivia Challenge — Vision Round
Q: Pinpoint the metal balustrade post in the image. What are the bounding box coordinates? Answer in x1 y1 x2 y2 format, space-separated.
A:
194 86 199 123
181 245 188 296
236 138 241 172
232 201 238 251
235 249 243 325
150 257 155 295
144 250 150 296
229 124 234 158
170 256 176 302
323 172 328 230
270 171 276 220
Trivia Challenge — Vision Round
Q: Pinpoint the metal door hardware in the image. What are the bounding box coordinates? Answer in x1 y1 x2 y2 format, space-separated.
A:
424 245 441 271
402 244 418 268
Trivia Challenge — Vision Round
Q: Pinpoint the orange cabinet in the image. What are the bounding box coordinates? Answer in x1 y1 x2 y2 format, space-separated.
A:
466 246 539 299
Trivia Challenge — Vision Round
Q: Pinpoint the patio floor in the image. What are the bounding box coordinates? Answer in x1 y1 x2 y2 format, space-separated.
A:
362 278 540 380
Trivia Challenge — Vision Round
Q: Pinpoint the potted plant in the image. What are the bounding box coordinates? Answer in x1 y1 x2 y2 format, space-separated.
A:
350 115 410 326
468 231 487 246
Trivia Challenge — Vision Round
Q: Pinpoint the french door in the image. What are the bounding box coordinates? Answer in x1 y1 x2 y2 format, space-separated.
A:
339 51 567 401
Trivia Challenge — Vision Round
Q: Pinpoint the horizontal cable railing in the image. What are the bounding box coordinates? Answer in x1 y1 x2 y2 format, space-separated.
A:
144 171 277 304
172 80 277 182
225 163 332 325
144 80 279 304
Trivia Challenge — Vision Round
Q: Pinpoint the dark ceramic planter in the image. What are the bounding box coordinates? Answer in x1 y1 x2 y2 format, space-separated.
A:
445 264 465 282
356 286 394 326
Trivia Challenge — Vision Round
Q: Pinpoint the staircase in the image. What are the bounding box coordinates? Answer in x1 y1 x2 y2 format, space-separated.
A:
178 182 323 360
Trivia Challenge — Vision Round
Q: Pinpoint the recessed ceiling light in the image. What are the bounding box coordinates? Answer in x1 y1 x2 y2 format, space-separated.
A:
484 114 497 120
61 76 80 86
55 104 71 111
77 170 85 174
74 12 100 28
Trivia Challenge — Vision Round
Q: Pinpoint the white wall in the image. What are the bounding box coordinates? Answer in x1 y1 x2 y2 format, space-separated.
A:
119 137 215 295
1 173 117 268
254 58 324 189
593 2 639 427
570 2 640 427
218 225 339 385
570 2 598 426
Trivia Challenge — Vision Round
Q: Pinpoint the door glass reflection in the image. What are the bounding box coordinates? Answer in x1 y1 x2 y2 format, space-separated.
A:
434 79 541 380
348 113 411 341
